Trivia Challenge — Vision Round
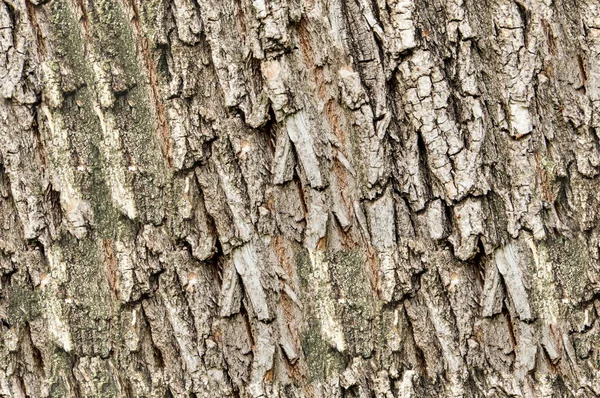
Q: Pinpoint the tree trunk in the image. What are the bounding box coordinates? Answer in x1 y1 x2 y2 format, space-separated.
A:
1 0 600 396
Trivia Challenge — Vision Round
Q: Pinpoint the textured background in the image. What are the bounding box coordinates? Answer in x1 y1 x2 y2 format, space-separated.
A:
1 0 600 396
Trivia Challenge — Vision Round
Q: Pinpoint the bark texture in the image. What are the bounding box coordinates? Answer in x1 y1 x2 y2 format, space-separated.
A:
1 0 600 396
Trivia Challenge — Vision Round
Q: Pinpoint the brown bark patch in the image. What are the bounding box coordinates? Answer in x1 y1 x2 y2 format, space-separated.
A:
297 17 314 69
25 1 46 59
103 239 118 298
367 246 382 300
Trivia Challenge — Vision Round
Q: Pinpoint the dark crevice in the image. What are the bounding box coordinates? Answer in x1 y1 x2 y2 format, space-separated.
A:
500 303 518 362
260 104 278 155
402 306 428 377
70 354 83 398
44 183 63 229
514 1 530 44
239 300 256 348
123 379 134 398
4 1 16 33
469 236 487 268
139 305 167 370
576 54 588 94
415 129 434 201
26 322 45 377
1 267 17 292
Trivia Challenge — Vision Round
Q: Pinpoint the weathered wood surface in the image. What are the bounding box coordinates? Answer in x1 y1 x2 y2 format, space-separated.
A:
1 0 600 396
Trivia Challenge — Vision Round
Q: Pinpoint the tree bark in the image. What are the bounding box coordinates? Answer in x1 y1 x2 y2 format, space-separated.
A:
1 0 600 396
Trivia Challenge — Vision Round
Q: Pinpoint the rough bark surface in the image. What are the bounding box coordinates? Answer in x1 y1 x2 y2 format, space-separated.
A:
1 0 600 396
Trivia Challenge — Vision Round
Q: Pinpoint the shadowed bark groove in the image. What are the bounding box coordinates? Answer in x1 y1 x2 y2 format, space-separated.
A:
2 0 600 396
